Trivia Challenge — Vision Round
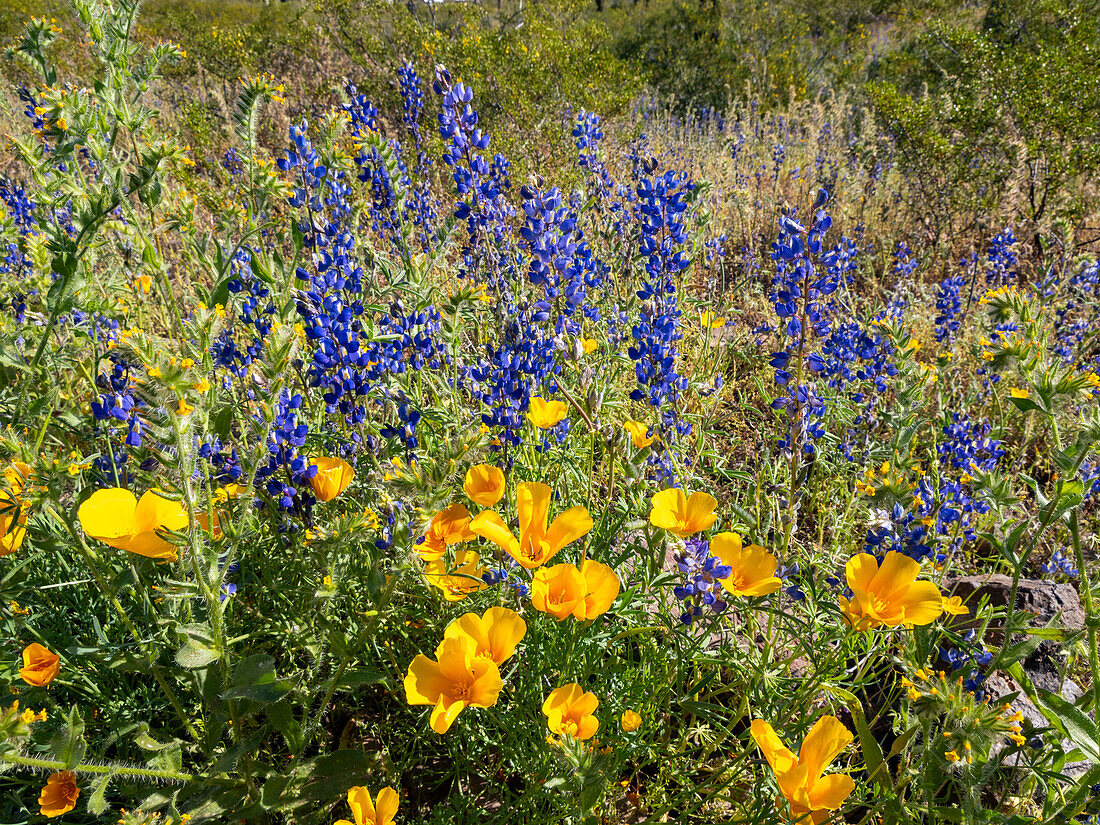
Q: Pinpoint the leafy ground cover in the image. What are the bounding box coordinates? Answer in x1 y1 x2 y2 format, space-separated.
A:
2 1 1100 823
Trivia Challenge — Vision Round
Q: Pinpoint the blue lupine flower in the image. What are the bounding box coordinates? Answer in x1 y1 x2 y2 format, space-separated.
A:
673 537 731 625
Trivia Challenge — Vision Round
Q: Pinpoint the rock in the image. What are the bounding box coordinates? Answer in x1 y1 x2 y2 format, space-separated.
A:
982 672 1090 778
947 574 1085 633
946 574 1084 692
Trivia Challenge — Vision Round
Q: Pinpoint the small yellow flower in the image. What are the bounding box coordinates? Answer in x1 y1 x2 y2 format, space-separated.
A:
463 464 506 507
423 550 489 601
1009 387 1029 399
469 482 592 569
441 606 526 665
147 366 162 378
839 551 944 630
180 358 195 369
20 643 60 687
79 488 188 561
710 533 782 598
404 636 502 734
945 749 960 763
414 503 476 561
751 716 855 824
176 399 194 416
192 379 211 393
531 560 620 621
621 709 642 732
581 338 598 354
941 595 970 616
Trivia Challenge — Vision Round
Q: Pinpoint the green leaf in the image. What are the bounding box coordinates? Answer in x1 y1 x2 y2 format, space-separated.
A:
1045 762 1100 823
1035 689 1100 762
297 749 374 805
825 685 890 792
264 701 303 752
175 638 220 669
50 706 86 769
223 654 295 704
259 775 292 811
86 773 113 815
46 263 83 314
1009 395 1043 413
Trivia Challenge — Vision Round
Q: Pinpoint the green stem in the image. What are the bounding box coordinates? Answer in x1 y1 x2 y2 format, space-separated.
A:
0 752 241 786
53 507 200 743
1069 511 1100 728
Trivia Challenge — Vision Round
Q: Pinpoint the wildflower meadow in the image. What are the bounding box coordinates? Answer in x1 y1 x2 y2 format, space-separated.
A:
2 0 1100 822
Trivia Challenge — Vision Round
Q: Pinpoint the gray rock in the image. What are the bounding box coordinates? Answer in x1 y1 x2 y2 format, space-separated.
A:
947 574 1084 693
982 672 1090 777
947 574 1084 632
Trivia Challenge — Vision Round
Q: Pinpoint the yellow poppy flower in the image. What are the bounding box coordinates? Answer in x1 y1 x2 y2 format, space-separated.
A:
423 550 489 601
469 482 592 569
710 533 783 597
621 709 642 732
38 771 79 818
623 420 656 449
78 488 188 561
577 559 621 619
0 462 31 557
700 311 726 329
334 785 399 825
414 503 476 561
20 643 60 687
527 396 568 429
404 636 503 734
531 559 620 621
463 464 506 507
1009 387 1029 399
531 562 587 620
543 683 599 740
442 606 526 664
3 461 31 492
751 716 855 824
839 551 944 631
309 457 354 501
941 595 969 616
649 488 718 537
581 338 598 354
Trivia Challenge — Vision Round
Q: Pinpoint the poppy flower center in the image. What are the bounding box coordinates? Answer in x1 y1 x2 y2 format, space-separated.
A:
522 536 550 562
449 679 474 702
867 593 892 618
